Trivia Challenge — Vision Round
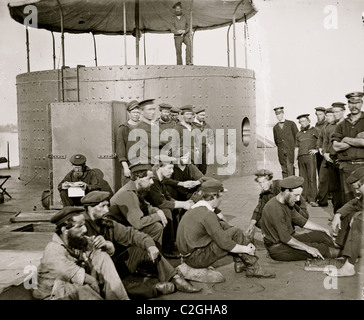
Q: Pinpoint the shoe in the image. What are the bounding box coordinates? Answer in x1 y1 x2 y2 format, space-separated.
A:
246 263 276 278
177 262 225 283
155 282 176 295
310 202 319 207
239 253 276 279
135 267 156 278
234 261 246 273
171 275 202 293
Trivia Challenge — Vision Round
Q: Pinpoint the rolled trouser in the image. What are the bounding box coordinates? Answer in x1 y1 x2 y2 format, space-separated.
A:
184 226 248 268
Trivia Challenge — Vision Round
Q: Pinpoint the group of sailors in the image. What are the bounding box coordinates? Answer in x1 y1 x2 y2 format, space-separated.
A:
31 90 364 300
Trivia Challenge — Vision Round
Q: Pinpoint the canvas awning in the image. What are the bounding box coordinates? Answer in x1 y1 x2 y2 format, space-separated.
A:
8 0 258 35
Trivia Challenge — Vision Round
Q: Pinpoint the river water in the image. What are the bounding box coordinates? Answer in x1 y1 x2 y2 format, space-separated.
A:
0 132 19 169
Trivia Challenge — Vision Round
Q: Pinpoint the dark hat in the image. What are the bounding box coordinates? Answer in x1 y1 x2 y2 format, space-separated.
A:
325 108 334 114
172 1 182 9
297 114 310 120
129 163 152 174
194 107 205 114
315 107 326 112
273 107 284 114
170 106 180 113
127 100 139 112
159 103 172 110
70 154 86 165
346 166 364 184
331 102 346 110
81 191 110 206
280 176 304 189
180 105 194 114
345 92 364 103
138 99 155 108
345 92 364 98
50 206 85 226
201 179 227 193
154 154 178 164
255 169 273 177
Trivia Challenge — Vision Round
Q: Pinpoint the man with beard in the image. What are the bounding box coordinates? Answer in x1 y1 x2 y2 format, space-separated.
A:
246 169 309 239
332 91 364 205
81 191 201 298
116 100 140 186
261 176 340 261
145 155 194 258
294 114 320 206
58 154 101 207
109 164 167 245
158 103 175 131
32 207 129 300
170 2 192 65
273 106 299 178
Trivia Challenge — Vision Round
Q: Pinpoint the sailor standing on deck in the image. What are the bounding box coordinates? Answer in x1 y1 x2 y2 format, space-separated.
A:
170 2 192 66
273 107 299 178
294 114 320 206
332 91 364 205
116 100 140 186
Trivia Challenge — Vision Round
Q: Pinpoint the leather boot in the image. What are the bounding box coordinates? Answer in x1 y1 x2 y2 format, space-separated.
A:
171 274 202 293
240 253 276 279
233 256 246 273
155 282 176 295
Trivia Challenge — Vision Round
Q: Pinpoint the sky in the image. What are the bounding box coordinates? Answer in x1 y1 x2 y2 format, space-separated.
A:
0 0 364 142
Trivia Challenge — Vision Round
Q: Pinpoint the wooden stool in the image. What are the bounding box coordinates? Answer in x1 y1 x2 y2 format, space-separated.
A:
0 175 12 199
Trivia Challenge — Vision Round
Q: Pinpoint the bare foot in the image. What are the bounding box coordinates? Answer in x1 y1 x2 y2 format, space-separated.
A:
325 260 356 277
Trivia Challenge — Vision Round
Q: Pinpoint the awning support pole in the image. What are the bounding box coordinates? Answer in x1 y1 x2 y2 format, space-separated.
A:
26 27 30 72
244 13 248 69
135 0 140 65
227 23 232 67
91 32 98 66
123 0 127 65
56 0 65 68
232 0 244 68
143 29 147 65
51 31 56 69
190 0 194 64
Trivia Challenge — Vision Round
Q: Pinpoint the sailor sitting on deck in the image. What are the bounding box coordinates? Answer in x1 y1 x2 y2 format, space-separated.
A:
176 179 276 283
261 176 340 261
58 154 101 207
81 191 201 298
32 206 129 300
246 169 309 240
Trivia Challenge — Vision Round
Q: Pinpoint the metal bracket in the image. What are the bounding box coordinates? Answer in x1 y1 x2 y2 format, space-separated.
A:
48 154 66 159
98 153 116 159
